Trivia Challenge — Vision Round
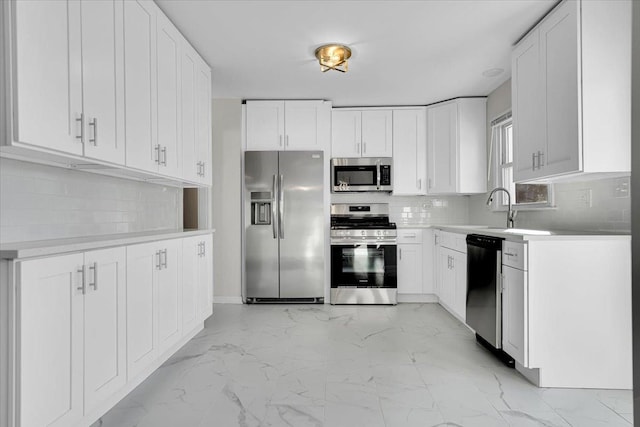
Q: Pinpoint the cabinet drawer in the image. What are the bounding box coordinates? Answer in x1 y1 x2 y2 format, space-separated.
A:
502 241 527 270
397 229 423 244
439 231 467 253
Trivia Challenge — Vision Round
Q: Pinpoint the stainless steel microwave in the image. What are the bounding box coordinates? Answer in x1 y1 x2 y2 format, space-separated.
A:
331 158 393 192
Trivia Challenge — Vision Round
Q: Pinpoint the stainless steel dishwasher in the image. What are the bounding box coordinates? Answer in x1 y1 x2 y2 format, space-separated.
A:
466 234 514 367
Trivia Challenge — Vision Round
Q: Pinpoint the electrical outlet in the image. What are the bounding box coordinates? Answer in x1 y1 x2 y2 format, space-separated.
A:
614 177 630 198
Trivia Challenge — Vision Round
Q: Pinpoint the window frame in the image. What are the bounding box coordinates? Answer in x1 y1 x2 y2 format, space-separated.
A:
490 112 555 211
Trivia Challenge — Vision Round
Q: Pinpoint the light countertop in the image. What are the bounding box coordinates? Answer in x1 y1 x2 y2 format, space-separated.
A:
0 229 216 260
396 224 630 242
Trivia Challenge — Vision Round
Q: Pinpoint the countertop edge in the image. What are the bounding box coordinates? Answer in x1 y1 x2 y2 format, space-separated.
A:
395 224 630 241
1 229 216 260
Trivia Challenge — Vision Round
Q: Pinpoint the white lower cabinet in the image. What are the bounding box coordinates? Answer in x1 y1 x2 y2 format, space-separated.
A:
182 234 213 331
435 232 467 322
7 233 213 427
502 264 528 367
397 237 423 295
18 247 127 427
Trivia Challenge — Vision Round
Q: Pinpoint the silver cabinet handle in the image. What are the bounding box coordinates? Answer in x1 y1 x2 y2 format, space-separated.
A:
538 151 544 168
76 113 85 143
200 241 206 257
404 234 417 238
434 235 439 245
285 135 289 147
532 153 536 170
161 147 167 166
156 250 161 269
155 144 161 165
399 248 402 260
272 174 278 239
89 117 98 146
363 142 367 154
504 252 516 257
200 161 205 177
356 143 360 154
279 135 283 147
428 178 432 189
161 249 168 268
417 179 422 190
77 266 86 294
89 262 98 290
278 174 285 239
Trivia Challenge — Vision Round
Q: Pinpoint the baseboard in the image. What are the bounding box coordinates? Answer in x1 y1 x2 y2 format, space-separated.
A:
515 362 540 387
212 296 243 304
397 294 438 303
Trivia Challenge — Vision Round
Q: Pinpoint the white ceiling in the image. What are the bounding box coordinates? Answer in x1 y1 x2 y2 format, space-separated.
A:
156 0 557 107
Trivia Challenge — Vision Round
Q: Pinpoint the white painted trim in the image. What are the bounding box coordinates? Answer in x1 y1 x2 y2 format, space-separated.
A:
213 296 243 304
397 294 438 303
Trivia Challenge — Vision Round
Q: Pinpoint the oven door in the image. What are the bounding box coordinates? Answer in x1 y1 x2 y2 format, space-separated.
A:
330 243 397 288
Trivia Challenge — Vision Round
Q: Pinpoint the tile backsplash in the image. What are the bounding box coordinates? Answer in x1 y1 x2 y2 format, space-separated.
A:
331 193 469 226
468 175 631 233
0 159 182 243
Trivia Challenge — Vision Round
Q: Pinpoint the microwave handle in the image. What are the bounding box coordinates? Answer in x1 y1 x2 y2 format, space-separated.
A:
376 160 381 190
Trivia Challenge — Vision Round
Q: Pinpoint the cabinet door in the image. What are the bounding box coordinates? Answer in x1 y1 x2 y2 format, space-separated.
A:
422 229 435 294
284 101 325 150
452 251 467 322
13 0 83 155
83 247 127 414
156 13 182 178
427 102 457 194
157 240 182 354
197 235 214 320
246 101 285 150
123 0 157 172
512 30 543 182
182 236 201 332
126 242 158 379
397 243 423 294
196 61 212 184
81 0 125 164
393 109 427 195
18 253 84 427
331 110 361 157
438 249 454 309
361 110 392 157
180 42 198 182
539 0 580 177
502 265 528 366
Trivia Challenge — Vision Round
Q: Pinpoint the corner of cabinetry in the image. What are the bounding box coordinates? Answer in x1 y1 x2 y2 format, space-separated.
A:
0 259 16 427
0 0 13 149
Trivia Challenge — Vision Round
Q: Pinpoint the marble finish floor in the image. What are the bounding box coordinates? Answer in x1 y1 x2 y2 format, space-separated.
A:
94 303 632 427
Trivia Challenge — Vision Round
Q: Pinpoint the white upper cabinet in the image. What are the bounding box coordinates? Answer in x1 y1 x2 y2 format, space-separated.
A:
331 110 362 157
12 0 83 156
155 12 182 178
512 0 631 182
123 0 158 173
426 98 486 194
5 0 212 186
80 0 125 164
393 109 427 195
331 109 392 158
195 58 213 185
246 100 330 151
361 110 393 157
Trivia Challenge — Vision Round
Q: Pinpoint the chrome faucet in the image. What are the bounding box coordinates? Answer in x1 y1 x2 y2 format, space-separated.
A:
486 187 516 228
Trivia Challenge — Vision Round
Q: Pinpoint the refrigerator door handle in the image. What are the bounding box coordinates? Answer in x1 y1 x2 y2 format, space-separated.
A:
272 174 278 239
279 174 285 239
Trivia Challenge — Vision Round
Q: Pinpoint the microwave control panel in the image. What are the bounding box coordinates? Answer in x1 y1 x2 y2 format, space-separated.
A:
380 165 391 185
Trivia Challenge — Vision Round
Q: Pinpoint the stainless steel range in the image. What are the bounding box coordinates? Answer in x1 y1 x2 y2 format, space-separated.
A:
330 203 397 305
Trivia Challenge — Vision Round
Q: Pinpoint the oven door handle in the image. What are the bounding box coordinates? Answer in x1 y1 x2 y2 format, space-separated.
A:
272 174 278 239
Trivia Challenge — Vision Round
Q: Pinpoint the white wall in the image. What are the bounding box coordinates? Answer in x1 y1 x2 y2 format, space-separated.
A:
211 99 243 302
468 79 632 233
0 158 182 243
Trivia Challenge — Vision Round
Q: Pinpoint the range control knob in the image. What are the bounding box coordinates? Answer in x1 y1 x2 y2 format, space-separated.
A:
361 230 366 236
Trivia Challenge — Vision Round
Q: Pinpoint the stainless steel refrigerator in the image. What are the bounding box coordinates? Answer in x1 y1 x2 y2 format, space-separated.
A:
244 151 324 302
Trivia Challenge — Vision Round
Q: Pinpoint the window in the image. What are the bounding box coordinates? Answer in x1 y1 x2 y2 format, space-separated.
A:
491 113 552 209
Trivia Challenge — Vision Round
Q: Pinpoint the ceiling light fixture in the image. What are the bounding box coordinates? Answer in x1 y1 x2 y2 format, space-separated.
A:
315 44 352 73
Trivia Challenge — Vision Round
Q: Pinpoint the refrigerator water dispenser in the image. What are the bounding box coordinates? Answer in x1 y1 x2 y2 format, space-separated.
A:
251 192 271 225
